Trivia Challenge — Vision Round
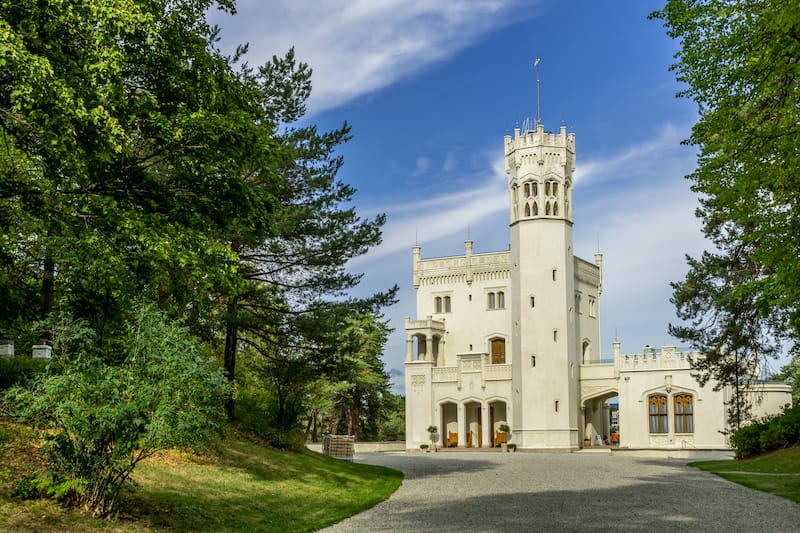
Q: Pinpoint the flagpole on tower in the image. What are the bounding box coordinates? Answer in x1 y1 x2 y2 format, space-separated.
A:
534 57 541 126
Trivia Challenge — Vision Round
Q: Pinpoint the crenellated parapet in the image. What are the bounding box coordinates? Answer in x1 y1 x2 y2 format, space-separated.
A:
413 246 511 288
616 344 699 372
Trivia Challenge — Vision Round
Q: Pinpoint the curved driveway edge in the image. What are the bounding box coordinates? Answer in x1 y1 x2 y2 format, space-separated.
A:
321 451 800 532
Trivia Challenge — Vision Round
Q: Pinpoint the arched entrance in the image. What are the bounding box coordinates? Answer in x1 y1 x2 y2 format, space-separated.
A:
488 400 509 447
440 402 458 447
582 390 618 446
464 401 482 448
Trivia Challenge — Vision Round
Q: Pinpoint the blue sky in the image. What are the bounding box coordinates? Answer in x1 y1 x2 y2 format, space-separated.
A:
208 1 722 393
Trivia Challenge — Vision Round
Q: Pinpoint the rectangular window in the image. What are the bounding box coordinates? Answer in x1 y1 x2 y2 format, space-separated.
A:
497 291 505 309
487 292 496 309
435 297 442 313
444 296 452 313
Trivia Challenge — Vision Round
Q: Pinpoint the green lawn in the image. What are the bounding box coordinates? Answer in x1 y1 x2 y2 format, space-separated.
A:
0 423 403 532
689 446 800 503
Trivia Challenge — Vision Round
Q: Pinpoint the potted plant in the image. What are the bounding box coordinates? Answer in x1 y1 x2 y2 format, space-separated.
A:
507 443 517 452
420 444 429 452
498 423 510 451
427 425 439 451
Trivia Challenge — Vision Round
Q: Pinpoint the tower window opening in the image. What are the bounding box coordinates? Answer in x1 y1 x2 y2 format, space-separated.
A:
435 297 442 313
545 202 551 215
524 203 531 217
555 400 559 413
531 355 536 367
469 294 472 302
533 202 538 216
545 182 551 196
553 202 559 216
533 182 538 196
553 182 558 196
498 291 505 309
444 296 452 313
552 269 557 281
524 183 530 197
530 296 535 308
553 329 559 342
487 292 496 309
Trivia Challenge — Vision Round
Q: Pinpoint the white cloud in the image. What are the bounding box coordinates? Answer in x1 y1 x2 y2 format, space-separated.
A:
574 122 692 185
350 174 507 266
208 0 536 114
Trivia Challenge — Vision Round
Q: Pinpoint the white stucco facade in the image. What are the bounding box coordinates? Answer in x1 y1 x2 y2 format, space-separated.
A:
404 119 792 451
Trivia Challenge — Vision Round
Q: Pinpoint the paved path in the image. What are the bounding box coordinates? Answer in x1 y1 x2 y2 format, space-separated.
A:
321 451 800 532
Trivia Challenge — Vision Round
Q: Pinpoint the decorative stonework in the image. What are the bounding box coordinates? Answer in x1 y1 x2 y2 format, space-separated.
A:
411 374 425 393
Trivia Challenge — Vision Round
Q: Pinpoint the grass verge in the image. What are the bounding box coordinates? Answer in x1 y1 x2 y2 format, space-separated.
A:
689 446 800 503
0 422 403 532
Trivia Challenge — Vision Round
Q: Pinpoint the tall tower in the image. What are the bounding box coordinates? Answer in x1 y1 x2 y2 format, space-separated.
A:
506 121 580 449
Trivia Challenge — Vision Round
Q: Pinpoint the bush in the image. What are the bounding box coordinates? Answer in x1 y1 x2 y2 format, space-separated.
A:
5 305 228 518
730 405 800 459
0 356 48 390
730 422 764 459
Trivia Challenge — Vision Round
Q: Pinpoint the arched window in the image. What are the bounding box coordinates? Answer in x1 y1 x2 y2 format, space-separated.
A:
444 296 452 313
553 202 559 216
552 182 558 196
533 202 538 216
490 338 506 364
524 203 531 217
545 182 551 196
524 183 530 197
582 340 591 364
648 395 668 433
497 291 505 309
533 182 538 196
545 202 551 215
674 394 694 433
435 297 442 313
487 292 496 309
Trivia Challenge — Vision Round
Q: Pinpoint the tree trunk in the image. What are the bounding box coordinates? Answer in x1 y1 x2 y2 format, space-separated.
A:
224 298 239 420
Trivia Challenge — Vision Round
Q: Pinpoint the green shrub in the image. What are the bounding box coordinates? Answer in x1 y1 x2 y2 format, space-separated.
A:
772 404 800 445
730 422 765 459
0 356 48 390
731 405 800 459
5 305 229 518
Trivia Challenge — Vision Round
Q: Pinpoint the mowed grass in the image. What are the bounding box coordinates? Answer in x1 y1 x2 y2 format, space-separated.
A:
689 446 800 503
0 423 403 532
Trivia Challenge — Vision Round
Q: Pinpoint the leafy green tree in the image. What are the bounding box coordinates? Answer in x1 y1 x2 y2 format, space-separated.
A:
219 51 396 418
6 305 227 518
305 312 393 441
0 0 275 341
651 0 800 425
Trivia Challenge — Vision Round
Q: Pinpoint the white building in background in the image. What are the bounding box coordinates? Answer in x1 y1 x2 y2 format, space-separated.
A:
403 116 791 451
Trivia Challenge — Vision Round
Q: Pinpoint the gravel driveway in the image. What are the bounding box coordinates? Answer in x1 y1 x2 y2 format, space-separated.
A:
320 450 800 532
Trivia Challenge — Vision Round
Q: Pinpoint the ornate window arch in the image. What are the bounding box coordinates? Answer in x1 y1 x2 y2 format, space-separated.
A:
674 394 694 433
648 395 668 433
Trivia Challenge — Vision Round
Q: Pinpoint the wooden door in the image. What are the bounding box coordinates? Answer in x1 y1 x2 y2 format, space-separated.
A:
491 339 505 364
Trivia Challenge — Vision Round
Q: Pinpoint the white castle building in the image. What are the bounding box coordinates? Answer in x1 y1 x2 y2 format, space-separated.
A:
403 118 791 451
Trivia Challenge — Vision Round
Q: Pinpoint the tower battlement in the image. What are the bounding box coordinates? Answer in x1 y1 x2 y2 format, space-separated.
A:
504 122 575 155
